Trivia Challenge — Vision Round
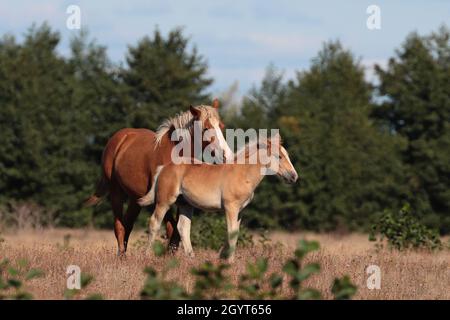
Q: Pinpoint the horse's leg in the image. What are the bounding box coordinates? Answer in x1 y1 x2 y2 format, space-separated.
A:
163 210 181 252
221 205 241 263
148 203 170 248
123 200 141 252
111 183 126 256
177 204 194 257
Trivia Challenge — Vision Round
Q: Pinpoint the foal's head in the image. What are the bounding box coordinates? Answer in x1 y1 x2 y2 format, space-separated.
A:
261 133 299 184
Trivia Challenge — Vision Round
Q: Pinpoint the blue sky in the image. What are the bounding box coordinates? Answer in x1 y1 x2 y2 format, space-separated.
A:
0 1 448 97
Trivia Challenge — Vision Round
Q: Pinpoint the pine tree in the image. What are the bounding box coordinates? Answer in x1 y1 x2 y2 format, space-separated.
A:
242 42 406 231
373 26 450 233
121 28 213 129
0 24 71 207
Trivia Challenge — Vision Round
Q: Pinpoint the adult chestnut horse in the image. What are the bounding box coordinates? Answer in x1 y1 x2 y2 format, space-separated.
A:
85 100 233 255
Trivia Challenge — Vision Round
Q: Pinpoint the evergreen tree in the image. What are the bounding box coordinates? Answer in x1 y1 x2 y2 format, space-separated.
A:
237 64 286 129
121 28 213 129
0 25 120 226
0 22 447 234
373 26 450 232
242 42 406 231
0 24 71 206
60 30 130 227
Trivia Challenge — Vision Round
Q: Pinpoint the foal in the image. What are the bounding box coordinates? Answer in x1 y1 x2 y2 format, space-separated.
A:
138 133 298 261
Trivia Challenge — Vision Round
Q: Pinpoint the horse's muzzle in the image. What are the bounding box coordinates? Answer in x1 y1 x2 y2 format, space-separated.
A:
284 171 299 184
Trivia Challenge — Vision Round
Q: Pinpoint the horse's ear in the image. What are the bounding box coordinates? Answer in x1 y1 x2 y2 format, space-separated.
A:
190 105 201 119
212 98 220 109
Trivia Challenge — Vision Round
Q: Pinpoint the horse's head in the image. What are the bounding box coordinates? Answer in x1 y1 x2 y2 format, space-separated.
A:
264 133 298 184
189 99 233 161
155 99 233 162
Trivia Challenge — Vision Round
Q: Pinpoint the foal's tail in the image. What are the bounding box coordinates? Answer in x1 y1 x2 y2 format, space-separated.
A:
138 166 164 207
84 174 109 207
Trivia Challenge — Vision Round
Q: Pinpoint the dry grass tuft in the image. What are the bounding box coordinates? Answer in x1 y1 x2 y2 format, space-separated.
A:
0 229 448 299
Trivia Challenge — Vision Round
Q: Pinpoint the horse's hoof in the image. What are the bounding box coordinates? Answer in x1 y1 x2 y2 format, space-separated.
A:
168 244 179 254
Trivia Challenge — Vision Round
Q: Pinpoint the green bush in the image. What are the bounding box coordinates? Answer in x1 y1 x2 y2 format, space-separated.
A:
369 204 442 250
141 239 357 300
0 259 44 300
191 213 254 250
332 275 358 300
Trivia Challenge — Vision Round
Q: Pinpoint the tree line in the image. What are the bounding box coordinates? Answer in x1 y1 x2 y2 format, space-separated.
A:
0 23 448 233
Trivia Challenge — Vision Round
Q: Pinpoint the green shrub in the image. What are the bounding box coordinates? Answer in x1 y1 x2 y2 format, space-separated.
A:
190 262 233 299
332 275 358 300
141 239 357 300
282 240 322 299
191 213 254 250
0 259 44 300
369 204 442 250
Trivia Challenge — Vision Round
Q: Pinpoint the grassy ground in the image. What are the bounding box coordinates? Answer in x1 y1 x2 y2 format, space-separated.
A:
0 228 448 299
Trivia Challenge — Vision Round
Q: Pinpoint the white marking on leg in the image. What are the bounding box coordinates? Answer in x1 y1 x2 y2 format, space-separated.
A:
178 209 194 257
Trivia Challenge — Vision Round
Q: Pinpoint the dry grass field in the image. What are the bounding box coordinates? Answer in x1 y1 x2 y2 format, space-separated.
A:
0 228 448 300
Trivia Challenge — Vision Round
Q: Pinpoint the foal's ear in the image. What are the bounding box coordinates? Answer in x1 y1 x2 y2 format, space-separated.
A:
212 98 220 109
190 105 202 119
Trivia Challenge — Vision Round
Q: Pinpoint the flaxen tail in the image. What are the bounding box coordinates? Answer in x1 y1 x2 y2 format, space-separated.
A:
138 165 164 206
84 174 109 207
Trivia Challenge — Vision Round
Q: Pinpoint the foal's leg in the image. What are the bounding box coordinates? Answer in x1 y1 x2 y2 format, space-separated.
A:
177 204 194 257
111 184 126 256
148 204 170 249
221 205 241 262
123 200 141 252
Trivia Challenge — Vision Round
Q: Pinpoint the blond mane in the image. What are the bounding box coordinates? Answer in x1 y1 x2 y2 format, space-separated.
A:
233 133 282 161
154 110 194 145
154 105 219 146
234 136 270 161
